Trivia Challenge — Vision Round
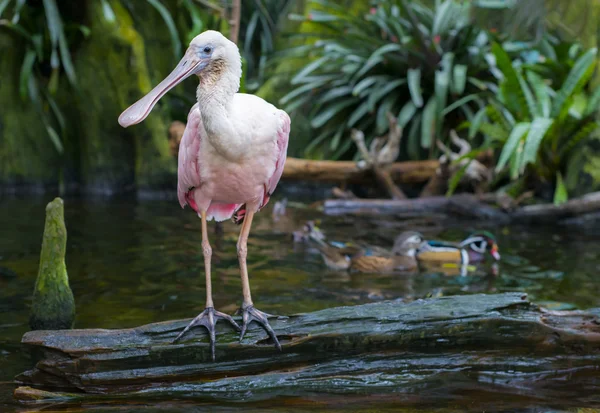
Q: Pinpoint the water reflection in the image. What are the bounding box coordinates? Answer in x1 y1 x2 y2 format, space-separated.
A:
1 195 599 412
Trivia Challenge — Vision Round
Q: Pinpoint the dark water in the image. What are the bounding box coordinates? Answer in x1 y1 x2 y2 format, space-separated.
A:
1 195 599 412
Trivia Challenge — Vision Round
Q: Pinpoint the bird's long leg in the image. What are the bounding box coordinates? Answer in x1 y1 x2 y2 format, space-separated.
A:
237 209 282 350
173 211 240 361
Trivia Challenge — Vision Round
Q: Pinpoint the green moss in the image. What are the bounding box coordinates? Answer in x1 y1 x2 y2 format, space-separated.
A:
71 0 175 193
30 198 75 330
0 33 60 190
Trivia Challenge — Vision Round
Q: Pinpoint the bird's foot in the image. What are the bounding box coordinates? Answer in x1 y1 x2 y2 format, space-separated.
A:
239 304 282 351
173 307 240 361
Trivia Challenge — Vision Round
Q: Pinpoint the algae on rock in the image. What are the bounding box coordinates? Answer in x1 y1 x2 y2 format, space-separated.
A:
30 198 75 330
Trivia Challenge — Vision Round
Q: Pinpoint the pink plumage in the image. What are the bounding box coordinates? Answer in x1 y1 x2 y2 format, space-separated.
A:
177 102 290 223
118 30 290 356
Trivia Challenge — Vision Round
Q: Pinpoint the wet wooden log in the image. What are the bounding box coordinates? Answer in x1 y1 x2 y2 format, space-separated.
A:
510 191 600 223
14 293 600 404
323 192 600 225
282 157 438 184
323 194 509 220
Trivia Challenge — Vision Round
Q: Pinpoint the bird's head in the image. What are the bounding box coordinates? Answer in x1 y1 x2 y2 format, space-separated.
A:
119 30 241 128
460 231 500 261
391 231 424 257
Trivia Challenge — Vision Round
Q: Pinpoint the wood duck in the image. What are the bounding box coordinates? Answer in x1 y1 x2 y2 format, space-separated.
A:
416 231 500 265
314 231 424 273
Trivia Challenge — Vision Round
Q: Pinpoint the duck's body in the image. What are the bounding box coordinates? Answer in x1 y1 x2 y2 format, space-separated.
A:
416 232 500 266
350 254 418 273
315 231 423 273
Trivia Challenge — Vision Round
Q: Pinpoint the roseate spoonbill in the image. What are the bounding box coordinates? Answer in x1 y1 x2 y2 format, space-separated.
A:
118 30 290 359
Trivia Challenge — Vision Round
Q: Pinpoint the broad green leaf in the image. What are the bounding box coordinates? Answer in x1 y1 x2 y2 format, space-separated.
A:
491 42 528 117
292 56 329 85
421 98 437 148
146 0 181 59
316 86 353 105
509 140 523 180
434 70 450 121
442 94 480 116
551 48 597 117
100 0 116 23
280 82 321 105
58 28 77 86
452 64 467 94
468 107 487 139
19 49 36 100
526 71 550 118
367 79 405 110
496 122 530 172
397 101 417 128
311 98 358 128
553 172 568 205
0 0 11 17
446 161 470 196
370 43 403 60
520 117 554 171
432 0 453 35
352 76 387 96
347 100 370 128
558 120 600 158
376 94 398 134
45 125 64 154
284 94 313 113
407 68 423 107
585 84 600 116
517 71 537 117
353 55 384 80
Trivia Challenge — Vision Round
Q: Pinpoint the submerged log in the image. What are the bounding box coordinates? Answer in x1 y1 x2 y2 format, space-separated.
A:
282 157 438 184
15 293 600 405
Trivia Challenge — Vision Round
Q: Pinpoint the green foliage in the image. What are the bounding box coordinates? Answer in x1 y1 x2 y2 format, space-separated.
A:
471 40 600 200
240 0 295 92
281 0 495 160
0 0 78 153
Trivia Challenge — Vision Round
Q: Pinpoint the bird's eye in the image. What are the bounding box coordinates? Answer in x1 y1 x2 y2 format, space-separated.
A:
203 46 212 54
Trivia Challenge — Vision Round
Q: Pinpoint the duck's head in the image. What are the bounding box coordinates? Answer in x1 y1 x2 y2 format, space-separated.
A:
391 231 424 257
460 231 500 261
119 30 241 128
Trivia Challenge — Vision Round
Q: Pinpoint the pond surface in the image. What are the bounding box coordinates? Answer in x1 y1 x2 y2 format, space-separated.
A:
1 195 599 412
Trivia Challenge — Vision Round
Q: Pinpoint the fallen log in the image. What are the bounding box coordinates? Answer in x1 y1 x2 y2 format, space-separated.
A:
282 157 438 184
323 194 509 222
14 293 600 406
510 191 600 223
323 192 600 225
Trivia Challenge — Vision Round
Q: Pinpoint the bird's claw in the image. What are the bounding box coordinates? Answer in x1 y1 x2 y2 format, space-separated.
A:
239 304 282 351
173 307 240 361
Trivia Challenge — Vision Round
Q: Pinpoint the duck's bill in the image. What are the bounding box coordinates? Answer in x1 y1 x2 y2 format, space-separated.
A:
491 244 501 261
118 53 206 128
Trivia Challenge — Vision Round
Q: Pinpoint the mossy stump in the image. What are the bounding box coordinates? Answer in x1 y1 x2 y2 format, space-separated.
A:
29 198 75 330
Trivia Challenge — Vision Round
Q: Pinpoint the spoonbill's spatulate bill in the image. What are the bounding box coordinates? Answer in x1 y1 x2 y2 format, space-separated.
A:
119 30 290 360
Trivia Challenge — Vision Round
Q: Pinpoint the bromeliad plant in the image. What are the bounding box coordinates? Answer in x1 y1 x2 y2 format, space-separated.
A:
281 0 496 159
470 41 600 202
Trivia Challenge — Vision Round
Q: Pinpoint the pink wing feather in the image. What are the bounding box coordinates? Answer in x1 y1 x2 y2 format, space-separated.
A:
262 110 290 208
177 104 241 221
177 104 202 209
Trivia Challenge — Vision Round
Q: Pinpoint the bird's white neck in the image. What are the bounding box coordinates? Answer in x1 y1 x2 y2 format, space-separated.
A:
195 58 243 158
196 55 240 116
